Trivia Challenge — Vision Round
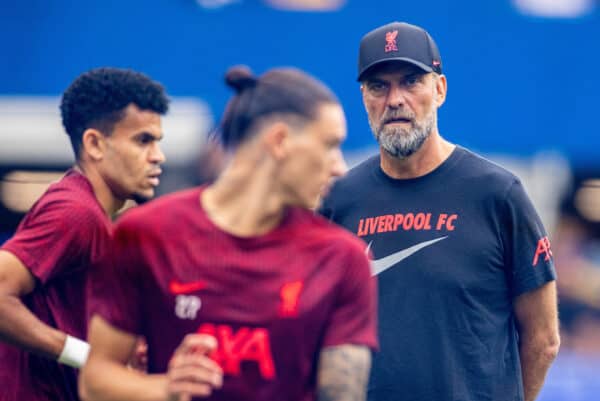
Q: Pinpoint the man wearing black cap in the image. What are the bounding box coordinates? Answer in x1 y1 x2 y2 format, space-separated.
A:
320 22 560 401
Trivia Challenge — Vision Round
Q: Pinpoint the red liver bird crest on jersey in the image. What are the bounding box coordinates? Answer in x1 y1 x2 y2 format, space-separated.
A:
385 30 398 52
279 281 303 317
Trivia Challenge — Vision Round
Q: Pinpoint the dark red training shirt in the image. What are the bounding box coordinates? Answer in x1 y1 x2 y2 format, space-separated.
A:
90 187 377 401
0 170 111 401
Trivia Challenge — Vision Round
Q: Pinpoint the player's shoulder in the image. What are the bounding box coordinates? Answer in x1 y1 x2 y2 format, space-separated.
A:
456 146 520 189
336 154 380 189
322 154 379 207
35 170 88 200
27 171 105 222
115 187 202 234
292 208 367 254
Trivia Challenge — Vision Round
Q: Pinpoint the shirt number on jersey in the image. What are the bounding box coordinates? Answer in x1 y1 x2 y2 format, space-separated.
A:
175 295 202 319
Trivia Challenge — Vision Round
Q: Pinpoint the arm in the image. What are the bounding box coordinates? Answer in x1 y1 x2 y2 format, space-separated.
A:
0 250 67 359
79 315 222 401
317 344 372 401
513 281 560 401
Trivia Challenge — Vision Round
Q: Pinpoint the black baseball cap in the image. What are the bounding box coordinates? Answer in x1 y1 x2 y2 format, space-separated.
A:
357 22 442 81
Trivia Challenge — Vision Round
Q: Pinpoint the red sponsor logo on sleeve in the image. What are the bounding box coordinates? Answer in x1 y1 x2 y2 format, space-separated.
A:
532 236 553 266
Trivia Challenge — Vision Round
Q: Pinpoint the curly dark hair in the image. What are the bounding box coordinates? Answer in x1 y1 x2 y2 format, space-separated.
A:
60 67 169 158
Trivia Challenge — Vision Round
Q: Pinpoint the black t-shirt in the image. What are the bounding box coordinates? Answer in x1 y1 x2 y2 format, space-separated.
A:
320 146 556 401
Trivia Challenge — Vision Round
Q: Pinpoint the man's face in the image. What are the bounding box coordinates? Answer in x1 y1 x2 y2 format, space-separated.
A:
279 103 347 210
361 63 445 158
101 104 165 202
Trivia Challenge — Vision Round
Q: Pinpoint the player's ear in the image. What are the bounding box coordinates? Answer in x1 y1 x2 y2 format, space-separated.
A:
262 121 290 161
434 74 447 107
81 128 107 161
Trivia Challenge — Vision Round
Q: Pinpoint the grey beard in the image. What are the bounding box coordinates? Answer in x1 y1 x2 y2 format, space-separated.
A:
370 111 435 159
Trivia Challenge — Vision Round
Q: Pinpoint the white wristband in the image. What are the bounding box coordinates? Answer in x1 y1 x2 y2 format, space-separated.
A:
58 335 90 368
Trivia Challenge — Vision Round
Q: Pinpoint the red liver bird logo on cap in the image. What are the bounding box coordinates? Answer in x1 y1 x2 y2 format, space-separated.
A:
385 30 398 52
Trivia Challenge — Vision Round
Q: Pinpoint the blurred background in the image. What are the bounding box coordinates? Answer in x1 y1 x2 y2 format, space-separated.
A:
1 0 599 399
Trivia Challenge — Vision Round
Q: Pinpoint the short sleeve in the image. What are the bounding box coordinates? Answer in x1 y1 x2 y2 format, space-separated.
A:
501 179 556 297
87 220 144 335
321 241 378 350
1 200 107 284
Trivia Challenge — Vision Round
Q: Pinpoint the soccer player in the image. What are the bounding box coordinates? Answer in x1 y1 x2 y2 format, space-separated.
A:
0 67 169 401
79 65 377 401
319 22 560 401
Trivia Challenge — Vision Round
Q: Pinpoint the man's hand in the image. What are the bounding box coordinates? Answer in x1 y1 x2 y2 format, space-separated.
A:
167 334 223 401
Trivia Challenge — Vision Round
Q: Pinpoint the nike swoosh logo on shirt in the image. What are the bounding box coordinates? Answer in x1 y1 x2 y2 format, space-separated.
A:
169 280 207 294
369 236 448 276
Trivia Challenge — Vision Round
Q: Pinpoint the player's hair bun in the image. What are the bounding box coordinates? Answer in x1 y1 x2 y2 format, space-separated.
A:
218 64 338 150
225 65 257 93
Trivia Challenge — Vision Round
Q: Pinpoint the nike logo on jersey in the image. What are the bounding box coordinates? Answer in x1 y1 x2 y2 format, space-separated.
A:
169 280 207 294
369 236 448 276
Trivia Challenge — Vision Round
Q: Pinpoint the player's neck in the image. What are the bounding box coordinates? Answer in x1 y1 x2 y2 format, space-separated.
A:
200 160 287 238
380 132 455 180
73 163 125 216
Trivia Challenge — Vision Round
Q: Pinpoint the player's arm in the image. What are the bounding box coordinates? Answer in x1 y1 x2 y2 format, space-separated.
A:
513 281 560 401
0 250 74 361
317 344 371 401
79 315 222 401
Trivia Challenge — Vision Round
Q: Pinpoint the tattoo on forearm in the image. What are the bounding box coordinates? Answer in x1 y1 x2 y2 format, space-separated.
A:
317 345 371 401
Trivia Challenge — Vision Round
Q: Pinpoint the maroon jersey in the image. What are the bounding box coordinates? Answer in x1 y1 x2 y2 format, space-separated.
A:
0 170 111 401
90 187 377 401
